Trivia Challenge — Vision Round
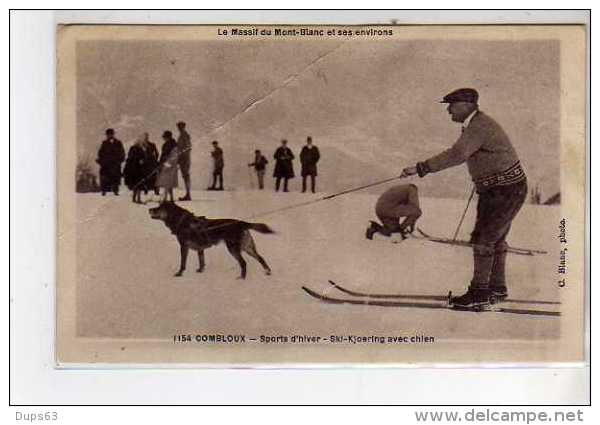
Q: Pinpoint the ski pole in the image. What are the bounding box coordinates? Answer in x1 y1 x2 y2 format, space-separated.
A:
452 186 475 241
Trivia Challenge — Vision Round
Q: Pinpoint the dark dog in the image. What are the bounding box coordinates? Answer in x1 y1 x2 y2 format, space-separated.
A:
149 202 274 279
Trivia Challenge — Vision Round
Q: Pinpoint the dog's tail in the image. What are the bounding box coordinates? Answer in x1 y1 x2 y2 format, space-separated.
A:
246 222 275 234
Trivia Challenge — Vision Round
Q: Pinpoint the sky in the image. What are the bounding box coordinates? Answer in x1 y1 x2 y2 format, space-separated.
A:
76 38 560 200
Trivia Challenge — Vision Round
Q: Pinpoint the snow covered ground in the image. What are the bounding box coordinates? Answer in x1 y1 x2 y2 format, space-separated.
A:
75 188 561 344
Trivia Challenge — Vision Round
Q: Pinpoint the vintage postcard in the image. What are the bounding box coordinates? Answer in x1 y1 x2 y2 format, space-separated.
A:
56 24 587 365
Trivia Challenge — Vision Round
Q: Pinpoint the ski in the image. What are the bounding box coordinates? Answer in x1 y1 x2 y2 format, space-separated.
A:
302 286 448 310
327 280 561 306
302 286 561 317
328 280 448 301
413 227 548 256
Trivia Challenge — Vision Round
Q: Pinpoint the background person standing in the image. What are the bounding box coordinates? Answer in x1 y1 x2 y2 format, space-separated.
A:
176 121 192 201
156 130 179 202
123 135 148 204
273 139 295 192
248 149 269 190
141 132 160 196
300 136 320 193
208 141 224 190
96 128 125 196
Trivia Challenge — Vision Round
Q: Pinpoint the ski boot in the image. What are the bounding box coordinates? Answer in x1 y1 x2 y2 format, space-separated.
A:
365 221 382 240
489 285 508 302
448 287 495 311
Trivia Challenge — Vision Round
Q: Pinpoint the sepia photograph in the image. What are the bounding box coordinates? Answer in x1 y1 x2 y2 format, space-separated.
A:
56 24 586 365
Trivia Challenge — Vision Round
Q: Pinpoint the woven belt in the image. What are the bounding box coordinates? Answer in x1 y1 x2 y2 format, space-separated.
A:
474 162 526 190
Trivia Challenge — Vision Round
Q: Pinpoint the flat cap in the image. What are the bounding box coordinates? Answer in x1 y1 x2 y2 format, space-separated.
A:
440 88 479 104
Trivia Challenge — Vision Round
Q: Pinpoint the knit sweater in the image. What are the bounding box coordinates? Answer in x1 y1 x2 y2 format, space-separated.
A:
418 111 526 189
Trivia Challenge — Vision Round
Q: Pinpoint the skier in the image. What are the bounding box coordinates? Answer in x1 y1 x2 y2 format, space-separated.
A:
400 88 527 309
366 184 422 242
